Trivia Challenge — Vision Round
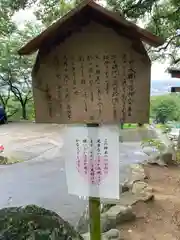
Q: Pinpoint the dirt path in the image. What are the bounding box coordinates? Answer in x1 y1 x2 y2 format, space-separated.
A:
119 165 180 240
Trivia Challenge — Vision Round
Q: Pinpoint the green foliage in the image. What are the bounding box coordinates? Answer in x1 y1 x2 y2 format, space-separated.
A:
0 23 42 120
0 155 22 165
107 0 155 21
0 205 83 239
107 0 180 65
151 94 180 124
0 0 77 122
0 0 17 36
34 0 78 26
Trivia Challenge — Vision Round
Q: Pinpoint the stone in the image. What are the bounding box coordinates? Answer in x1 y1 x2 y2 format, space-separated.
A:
146 154 167 166
77 203 117 234
77 205 116 234
82 229 123 240
104 189 154 207
142 146 160 156
103 229 122 239
160 151 174 165
146 148 175 166
76 206 89 234
82 232 107 240
104 192 137 206
101 204 116 214
0 205 83 239
120 183 129 193
132 181 154 202
101 213 116 232
123 164 147 189
132 181 153 195
105 205 136 225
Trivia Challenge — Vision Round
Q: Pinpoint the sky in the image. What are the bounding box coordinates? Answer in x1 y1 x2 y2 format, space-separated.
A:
12 6 178 83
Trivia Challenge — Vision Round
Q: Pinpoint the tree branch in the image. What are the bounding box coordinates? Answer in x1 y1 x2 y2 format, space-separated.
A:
173 58 180 65
154 33 180 52
7 109 19 118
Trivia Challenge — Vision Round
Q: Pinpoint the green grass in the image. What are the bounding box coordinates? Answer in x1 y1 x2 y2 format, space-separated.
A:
0 156 23 165
121 123 148 129
123 124 137 129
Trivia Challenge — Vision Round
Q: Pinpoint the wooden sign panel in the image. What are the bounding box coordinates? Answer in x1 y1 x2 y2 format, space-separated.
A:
33 22 150 124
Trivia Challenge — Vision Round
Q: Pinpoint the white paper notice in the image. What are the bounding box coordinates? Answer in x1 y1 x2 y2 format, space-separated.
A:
63 125 119 199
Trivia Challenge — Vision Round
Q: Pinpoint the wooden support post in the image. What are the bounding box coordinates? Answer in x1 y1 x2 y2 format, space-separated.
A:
87 123 101 240
89 197 101 240
119 123 124 143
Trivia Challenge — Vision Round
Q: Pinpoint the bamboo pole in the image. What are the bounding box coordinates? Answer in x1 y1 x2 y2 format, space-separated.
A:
87 123 101 240
89 197 101 240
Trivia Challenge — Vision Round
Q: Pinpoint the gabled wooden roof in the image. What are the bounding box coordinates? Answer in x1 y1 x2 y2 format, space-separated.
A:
18 0 164 55
168 68 180 78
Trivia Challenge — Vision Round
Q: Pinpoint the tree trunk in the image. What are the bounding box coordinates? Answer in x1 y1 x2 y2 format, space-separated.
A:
177 130 180 150
22 104 27 120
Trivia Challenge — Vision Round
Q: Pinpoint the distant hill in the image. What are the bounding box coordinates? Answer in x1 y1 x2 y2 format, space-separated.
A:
151 79 180 96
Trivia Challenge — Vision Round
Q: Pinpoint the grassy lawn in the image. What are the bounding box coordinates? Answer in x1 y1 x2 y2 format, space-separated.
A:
120 123 149 129
122 124 138 129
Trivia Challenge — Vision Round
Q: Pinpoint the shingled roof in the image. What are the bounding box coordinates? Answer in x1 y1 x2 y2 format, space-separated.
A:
18 0 164 55
168 68 180 78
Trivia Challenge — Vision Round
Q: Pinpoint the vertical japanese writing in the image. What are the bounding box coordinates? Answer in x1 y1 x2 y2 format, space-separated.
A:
121 53 127 122
95 55 102 116
50 52 140 123
87 55 94 102
84 91 88 112
127 54 136 117
71 56 76 87
111 55 119 120
79 56 85 85
103 55 109 94
63 55 68 86
76 139 80 171
89 138 93 166
56 71 62 114
82 138 88 175
96 138 101 185
89 138 95 184
79 56 87 112
45 84 52 118
56 85 62 114
103 138 108 175
63 55 71 120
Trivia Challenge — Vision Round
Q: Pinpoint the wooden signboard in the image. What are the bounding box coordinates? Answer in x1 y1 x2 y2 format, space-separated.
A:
33 22 150 124
18 1 164 239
